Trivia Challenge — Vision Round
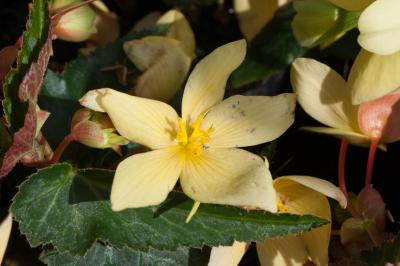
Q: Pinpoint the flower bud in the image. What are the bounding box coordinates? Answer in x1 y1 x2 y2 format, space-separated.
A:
70 108 129 154
358 93 400 143
51 0 97 42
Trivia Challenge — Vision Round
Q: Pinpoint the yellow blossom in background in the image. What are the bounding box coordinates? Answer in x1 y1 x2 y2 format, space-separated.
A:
291 57 400 146
123 10 195 102
80 40 296 212
328 0 373 11
233 0 289 41
208 175 347 266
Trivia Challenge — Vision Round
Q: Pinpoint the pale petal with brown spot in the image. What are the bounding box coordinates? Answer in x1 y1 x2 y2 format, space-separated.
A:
181 40 246 124
80 89 179 149
180 148 277 212
202 94 295 148
110 148 184 211
291 58 358 130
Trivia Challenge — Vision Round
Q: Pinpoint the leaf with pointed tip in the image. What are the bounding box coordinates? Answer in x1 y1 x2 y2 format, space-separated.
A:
11 163 328 255
0 0 51 177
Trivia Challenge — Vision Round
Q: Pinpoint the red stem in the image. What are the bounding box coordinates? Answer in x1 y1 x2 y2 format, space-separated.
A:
51 0 98 21
338 140 361 219
365 138 379 188
51 134 74 163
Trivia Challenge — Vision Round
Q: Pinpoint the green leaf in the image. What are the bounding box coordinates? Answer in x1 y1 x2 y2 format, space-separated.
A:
40 243 191 266
230 4 308 88
361 235 400 266
11 163 328 255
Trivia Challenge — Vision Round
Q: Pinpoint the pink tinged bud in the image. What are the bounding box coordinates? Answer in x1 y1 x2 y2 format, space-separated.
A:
51 0 97 42
358 93 400 143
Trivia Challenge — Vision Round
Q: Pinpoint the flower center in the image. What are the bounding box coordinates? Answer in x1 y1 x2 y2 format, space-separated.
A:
277 195 288 212
175 115 213 155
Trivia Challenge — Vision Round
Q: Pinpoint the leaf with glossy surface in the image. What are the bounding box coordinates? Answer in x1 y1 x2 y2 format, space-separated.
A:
11 163 328 255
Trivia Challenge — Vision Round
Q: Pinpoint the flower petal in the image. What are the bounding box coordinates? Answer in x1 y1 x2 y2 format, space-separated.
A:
157 9 196 58
180 148 277 212
234 0 278 41
80 88 179 149
202 94 295 148
348 49 400 104
209 241 249 266
301 126 371 147
181 40 246 124
110 148 184 211
291 58 358 131
256 235 308 266
124 36 191 102
0 214 12 264
358 0 400 55
273 177 332 265
328 0 373 11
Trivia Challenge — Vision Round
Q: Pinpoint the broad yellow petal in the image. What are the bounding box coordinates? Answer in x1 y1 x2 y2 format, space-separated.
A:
124 36 191 102
209 241 249 266
292 0 338 47
358 0 400 55
202 94 295 148
80 88 179 149
328 0 373 11
234 0 278 41
276 175 347 208
180 148 277 212
291 58 358 130
110 148 184 211
301 126 371 146
157 9 195 58
0 214 12 264
349 49 400 104
181 40 246 125
273 177 332 266
257 235 308 266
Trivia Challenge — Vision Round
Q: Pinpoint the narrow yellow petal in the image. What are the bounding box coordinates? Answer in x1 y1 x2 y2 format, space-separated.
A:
328 0 373 11
180 148 277 212
349 49 400 104
0 214 12 264
157 9 196 58
202 94 295 148
110 148 184 211
181 40 246 125
80 88 179 149
124 36 191 102
301 126 370 147
233 0 278 41
209 241 249 266
358 0 400 55
273 178 332 266
291 58 359 130
276 175 347 208
257 235 308 266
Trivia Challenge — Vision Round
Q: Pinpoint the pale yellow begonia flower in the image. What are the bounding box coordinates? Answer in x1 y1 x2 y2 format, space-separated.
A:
208 175 347 266
80 40 296 212
123 10 195 102
358 0 400 55
291 57 400 146
234 0 290 41
0 214 12 264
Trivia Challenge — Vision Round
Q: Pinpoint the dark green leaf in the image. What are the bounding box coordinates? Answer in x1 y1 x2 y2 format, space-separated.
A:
231 4 308 88
12 163 328 255
361 235 400 266
40 243 191 266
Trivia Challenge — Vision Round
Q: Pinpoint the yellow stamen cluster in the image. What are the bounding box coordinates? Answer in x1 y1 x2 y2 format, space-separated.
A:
176 115 213 155
277 196 288 212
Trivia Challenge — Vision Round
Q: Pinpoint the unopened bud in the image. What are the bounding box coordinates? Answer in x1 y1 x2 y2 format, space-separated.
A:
70 108 128 153
358 93 400 143
51 0 97 42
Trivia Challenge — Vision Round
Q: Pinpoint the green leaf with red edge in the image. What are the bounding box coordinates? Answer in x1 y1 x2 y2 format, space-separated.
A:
0 0 51 177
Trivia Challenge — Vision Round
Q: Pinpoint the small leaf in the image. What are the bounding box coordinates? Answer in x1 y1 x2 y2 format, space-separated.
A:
40 243 192 266
11 163 328 255
361 235 400 266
